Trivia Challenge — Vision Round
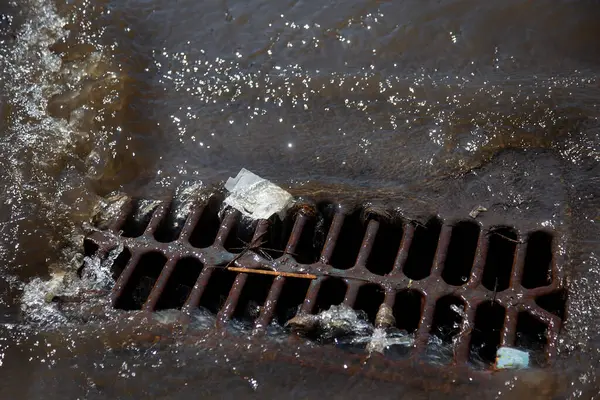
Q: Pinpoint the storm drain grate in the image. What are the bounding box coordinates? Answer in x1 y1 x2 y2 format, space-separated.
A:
85 195 567 368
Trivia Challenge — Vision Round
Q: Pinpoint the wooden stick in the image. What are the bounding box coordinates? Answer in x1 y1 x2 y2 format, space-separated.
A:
226 266 317 280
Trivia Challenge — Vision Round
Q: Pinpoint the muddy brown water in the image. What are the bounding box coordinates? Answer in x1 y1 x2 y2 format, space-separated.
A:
0 0 599 398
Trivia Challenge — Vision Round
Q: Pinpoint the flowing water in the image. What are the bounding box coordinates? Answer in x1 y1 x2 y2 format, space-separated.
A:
1 0 600 398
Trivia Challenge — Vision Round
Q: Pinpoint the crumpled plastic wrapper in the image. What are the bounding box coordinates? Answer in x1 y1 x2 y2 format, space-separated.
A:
224 168 293 220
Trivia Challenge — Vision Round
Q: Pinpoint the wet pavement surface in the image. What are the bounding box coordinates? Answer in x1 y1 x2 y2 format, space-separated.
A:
0 0 600 398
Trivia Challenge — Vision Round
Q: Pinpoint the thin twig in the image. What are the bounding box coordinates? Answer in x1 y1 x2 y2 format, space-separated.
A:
487 230 524 244
226 266 316 279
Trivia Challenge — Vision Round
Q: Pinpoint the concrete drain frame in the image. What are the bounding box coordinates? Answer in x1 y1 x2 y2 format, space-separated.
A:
85 194 567 371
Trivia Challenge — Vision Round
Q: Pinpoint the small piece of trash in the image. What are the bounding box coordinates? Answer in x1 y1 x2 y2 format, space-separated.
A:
495 347 530 369
469 205 487 219
224 168 293 220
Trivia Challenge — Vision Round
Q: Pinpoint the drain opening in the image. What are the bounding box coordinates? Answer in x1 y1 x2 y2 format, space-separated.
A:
120 199 157 238
197 268 238 315
156 257 204 310
522 231 553 288
84 239 99 257
232 273 275 327
430 296 465 344
366 220 403 276
290 215 321 264
354 284 385 324
536 290 567 320
262 215 294 260
224 218 257 253
274 277 311 325
482 228 518 291
314 278 347 313
330 211 365 270
427 295 465 364
115 252 167 310
188 196 223 248
515 312 548 367
469 301 505 366
403 218 442 280
110 248 132 281
443 221 480 286
154 202 188 243
393 290 423 333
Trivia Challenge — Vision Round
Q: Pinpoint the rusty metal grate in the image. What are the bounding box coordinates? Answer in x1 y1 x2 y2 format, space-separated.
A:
85 195 567 368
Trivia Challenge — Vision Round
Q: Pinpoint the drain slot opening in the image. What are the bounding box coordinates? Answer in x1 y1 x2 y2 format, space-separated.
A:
154 202 188 243
156 257 204 310
263 215 294 260
188 197 223 248
233 274 275 326
275 278 311 325
515 312 548 367
330 211 365 270
431 296 464 344
354 284 385 324
443 221 480 286
314 278 347 313
403 218 442 280
536 290 567 320
522 231 553 288
110 248 132 281
120 200 157 238
393 290 423 333
366 221 403 276
427 295 465 364
482 228 518 291
198 268 238 314
291 216 320 264
115 252 167 310
84 239 99 257
225 218 257 253
469 301 505 366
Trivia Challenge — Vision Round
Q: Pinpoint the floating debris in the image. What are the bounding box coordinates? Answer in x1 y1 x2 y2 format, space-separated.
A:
224 168 293 220
469 205 488 219
495 347 530 369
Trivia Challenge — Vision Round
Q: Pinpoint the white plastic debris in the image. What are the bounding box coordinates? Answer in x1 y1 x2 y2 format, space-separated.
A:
224 168 293 220
495 347 530 369
469 205 488 219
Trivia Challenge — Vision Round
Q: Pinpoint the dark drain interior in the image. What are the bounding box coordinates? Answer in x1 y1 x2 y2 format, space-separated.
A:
403 218 442 280
442 221 480 285
114 252 166 310
469 301 505 365
431 296 464 344
120 199 156 238
156 257 204 311
522 231 553 288
87 196 567 369
482 228 517 291
274 278 312 325
314 278 347 313
233 273 275 327
188 196 223 248
329 210 364 270
393 290 423 333
198 268 237 315
354 284 385 324
366 220 404 276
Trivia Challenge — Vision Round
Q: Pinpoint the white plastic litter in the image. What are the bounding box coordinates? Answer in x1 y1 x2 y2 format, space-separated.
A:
495 347 530 369
224 168 293 220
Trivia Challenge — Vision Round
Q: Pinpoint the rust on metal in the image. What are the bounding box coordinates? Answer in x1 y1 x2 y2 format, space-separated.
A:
85 194 567 369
